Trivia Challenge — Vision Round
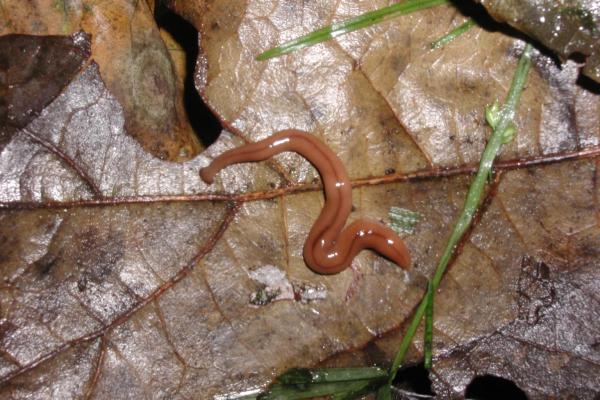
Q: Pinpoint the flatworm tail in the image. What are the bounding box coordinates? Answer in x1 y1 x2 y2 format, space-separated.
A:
200 129 411 275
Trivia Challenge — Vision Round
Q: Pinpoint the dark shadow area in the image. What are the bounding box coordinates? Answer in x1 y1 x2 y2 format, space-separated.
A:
155 3 222 146
465 375 528 400
448 1 507 33
567 52 600 94
577 73 600 94
391 363 434 398
449 1 562 69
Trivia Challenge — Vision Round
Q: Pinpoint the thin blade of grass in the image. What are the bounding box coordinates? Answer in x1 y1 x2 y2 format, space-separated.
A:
278 367 387 384
331 380 387 400
256 0 448 61
423 281 434 369
430 19 475 49
376 384 392 400
388 42 534 382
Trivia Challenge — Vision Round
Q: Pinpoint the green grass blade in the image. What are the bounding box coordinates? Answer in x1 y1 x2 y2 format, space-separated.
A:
278 367 387 384
260 379 378 400
331 380 386 400
256 0 448 60
388 297 425 382
389 43 534 382
376 384 392 400
423 281 434 369
430 19 475 49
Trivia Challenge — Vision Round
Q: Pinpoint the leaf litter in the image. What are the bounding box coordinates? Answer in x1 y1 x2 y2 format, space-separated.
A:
0 1 600 398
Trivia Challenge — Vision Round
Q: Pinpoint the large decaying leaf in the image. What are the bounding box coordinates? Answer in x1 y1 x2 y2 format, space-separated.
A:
0 0 201 160
0 1 600 399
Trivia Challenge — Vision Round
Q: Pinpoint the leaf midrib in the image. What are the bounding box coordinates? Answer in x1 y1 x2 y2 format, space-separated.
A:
2 145 599 211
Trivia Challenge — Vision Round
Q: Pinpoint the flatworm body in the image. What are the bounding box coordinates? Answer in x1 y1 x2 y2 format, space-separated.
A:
200 129 411 275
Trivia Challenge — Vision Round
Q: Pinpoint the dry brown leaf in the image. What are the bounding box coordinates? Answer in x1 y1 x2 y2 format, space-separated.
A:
1 1 600 399
0 0 201 160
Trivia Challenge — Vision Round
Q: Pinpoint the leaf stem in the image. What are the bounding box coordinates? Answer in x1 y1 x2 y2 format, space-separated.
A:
256 0 448 60
388 42 534 381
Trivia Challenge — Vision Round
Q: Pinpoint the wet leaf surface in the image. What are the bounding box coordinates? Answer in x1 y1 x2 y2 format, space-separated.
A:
476 0 600 84
1 1 600 399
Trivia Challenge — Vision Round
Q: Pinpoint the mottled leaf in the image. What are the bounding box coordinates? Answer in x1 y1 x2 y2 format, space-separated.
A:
0 0 201 160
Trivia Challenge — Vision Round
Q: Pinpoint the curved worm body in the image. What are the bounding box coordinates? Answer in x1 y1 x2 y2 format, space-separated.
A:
200 129 411 275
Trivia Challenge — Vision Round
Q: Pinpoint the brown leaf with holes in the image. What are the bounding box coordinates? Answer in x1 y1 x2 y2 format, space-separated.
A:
0 0 201 160
1 2 600 399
